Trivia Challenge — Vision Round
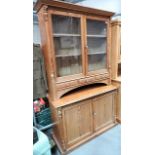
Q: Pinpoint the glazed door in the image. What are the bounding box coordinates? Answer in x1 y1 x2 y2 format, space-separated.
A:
62 100 93 147
86 17 108 75
92 92 115 132
51 13 84 79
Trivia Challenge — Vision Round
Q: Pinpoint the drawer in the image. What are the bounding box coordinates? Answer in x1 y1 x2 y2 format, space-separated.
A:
95 75 105 81
86 77 95 83
56 80 78 90
78 79 87 85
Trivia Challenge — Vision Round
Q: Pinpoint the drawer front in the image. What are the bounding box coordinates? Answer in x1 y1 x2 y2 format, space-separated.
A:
56 74 109 90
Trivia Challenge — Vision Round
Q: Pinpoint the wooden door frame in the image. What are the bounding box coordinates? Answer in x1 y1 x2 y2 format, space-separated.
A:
48 10 86 83
84 15 110 76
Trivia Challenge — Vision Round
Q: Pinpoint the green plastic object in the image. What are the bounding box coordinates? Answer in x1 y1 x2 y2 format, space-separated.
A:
35 108 52 126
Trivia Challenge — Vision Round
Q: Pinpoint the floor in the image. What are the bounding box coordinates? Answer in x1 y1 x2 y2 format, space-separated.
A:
53 124 121 155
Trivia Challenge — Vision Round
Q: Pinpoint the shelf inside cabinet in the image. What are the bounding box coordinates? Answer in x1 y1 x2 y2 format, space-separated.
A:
87 35 106 38
88 52 106 55
53 34 81 37
56 52 106 57
56 54 81 58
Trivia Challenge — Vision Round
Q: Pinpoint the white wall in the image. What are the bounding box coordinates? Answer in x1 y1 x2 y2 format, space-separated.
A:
33 22 41 44
77 0 121 14
33 12 41 44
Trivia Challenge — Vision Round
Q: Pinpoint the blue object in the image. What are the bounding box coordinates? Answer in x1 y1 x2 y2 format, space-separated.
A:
69 125 121 155
33 127 52 155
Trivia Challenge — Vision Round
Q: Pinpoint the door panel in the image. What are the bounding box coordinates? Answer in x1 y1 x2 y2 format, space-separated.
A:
62 100 93 147
93 93 114 131
63 105 81 146
79 100 93 138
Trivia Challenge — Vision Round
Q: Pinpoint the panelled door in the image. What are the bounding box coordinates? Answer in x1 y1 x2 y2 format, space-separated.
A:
62 99 93 147
62 104 81 147
92 92 115 132
79 100 93 139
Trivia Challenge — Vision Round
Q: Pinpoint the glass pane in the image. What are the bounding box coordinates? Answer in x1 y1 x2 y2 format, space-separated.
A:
88 54 106 71
52 15 80 34
54 36 81 56
87 19 107 71
53 35 82 76
87 19 106 35
52 15 82 77
54 36 82 77
88 38 106 54
56 55 82 77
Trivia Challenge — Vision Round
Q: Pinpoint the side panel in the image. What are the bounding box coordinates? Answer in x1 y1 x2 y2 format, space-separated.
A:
37 7 57 101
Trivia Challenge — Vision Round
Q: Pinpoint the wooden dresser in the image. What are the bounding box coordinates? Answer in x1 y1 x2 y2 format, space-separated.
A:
34 0 118 154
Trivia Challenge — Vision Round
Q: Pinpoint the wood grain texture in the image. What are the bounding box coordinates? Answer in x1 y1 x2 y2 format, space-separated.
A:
79 100 93 139
37 3 112 100
56 78 110 99
111 20 121 123
93 93 115 131
37 6 56 101
58 73 109 85
34 0 114 17
112 79 121 123
35 1 118 153
111 20 121 79
51 88 117 154
52 85 117 108
62 99 93 148
63 104 81 147
81 15 86 76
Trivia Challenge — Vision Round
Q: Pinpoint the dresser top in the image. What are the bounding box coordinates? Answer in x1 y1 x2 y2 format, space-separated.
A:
34 0 114 17
51 84 117 108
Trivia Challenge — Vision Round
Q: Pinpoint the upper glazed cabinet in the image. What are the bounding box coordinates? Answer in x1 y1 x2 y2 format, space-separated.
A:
34 0 114 100
52 15 107 77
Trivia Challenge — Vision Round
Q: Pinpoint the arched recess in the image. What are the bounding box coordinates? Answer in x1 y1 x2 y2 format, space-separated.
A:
60 83 107 98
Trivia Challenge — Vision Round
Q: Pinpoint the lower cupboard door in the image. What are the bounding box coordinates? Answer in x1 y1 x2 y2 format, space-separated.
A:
79 100 93 139
62 100 93 147
93 92 115 132
62 104 81 147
